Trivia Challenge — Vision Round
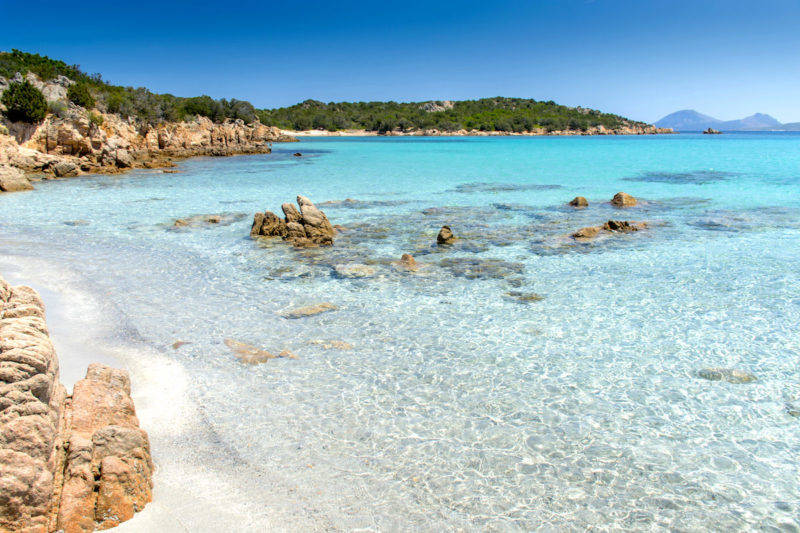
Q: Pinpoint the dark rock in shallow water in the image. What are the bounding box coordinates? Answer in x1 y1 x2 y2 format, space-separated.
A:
602 220 644 233
697 368 757 384
437 225 456 245
396 253 419 271
568 196 589 207
252 196 334 247
333 263 377 278
610 192 637 207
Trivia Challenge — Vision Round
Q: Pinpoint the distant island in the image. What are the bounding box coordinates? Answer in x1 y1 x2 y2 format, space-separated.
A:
655 109 800 132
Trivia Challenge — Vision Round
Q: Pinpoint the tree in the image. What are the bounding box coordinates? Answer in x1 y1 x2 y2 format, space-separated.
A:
1 81 47 123
67 83 95 108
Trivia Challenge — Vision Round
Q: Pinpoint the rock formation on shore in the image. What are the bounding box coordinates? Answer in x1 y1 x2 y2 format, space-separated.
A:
0 72 295 189
437 226 456 245
0 275 152 532
251 196 335 247
568 196 588 207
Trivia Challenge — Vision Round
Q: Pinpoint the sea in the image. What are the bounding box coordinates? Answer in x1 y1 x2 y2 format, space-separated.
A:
1 133 799 531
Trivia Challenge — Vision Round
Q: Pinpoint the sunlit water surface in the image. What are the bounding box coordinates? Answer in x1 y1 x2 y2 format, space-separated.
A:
2 134 799 530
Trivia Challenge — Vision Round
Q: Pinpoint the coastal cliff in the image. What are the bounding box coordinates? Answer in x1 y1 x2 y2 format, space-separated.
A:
0 275 152 532
0 72 295 186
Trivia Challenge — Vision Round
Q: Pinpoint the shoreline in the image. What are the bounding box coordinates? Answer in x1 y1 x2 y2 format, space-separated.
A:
0 251 324 531
280 127 675 137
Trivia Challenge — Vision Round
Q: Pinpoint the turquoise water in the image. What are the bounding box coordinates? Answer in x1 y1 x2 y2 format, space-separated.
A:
2 133 800 530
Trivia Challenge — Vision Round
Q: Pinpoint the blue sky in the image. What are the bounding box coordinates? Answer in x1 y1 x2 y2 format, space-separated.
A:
3 0 799 122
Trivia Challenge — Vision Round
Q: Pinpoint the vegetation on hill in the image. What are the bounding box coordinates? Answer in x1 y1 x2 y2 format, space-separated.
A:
1 49 648 133
0 49 255 124
256 98 646 133
1 81 47 123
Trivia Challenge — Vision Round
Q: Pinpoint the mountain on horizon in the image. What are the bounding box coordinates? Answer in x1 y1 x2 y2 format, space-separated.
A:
655 109 796 131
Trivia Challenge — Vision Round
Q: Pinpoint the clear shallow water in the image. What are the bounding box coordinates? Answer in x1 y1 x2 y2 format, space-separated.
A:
2 133 800 530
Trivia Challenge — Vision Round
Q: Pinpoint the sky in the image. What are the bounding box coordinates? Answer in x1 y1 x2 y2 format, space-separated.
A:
2 0 799 123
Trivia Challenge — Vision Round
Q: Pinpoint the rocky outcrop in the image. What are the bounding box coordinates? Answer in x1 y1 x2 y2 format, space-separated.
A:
568 196 588 207
0 275 152 532
0 165 32 192
0 73 295 182
702 128 722 135
602 220 644 233
610 192 637 207
437 226 456 245
280 303 338 319
251 196 335 247
571 226 600 239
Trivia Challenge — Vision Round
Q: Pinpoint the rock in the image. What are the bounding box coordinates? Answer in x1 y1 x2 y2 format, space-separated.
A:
505 291 545 303
439 257 524 280
307 340 354 350
437 225 456 245
280 302 338 319
0 275 152 532
174 213 245 229
571 226 600 239
115 149 134 168
568 196 588 207
0 165 33 192
293 152 302 156
696 368 757 384
703 128 722 134
224 338 296 364
602 220 641 233
397 253 419 271
333 264 376 278
52 161 79 177
171 340 190 349
252 196 334 246
58 364 153 531
610 191 637 207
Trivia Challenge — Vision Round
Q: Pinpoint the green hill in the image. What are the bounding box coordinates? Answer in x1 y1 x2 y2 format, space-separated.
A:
2 50 650 133
257 98 648 133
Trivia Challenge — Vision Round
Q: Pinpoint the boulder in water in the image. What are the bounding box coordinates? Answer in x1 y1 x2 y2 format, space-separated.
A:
602 220 642 233
437 225 456 245
610 192 637 207
571 226 600 239
252 196 334 246
333 263 377 278
0 166 33 192
568 196 588 207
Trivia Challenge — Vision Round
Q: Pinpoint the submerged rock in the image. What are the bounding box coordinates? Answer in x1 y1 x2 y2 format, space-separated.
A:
505 291 545 303
440 257 524 280
173 213 244 228
568 196 589 207
610 191 637 207
397 253 419 271
0 165 33 192
571 226 600 239
333 263 377 278
307 339 354 350
281 302 338 319
697 368 757 384
252 195 334 247
437 225 456 245
0 275 152 532
224 338 297 364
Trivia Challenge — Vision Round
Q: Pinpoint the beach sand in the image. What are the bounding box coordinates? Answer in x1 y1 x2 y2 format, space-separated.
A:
0 255 323 531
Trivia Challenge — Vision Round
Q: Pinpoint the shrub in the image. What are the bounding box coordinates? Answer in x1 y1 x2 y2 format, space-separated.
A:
0 123 8 135
1 81 47 123
88 111 104 126
67 83 95 108
48 100 68 118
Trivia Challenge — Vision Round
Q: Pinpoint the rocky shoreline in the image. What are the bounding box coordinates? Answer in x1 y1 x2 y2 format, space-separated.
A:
0 274 152 532
0 73 296 192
